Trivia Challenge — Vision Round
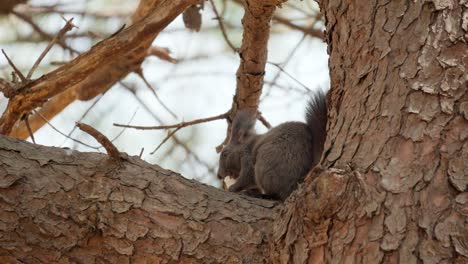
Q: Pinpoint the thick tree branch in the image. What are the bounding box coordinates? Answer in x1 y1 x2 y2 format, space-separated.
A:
0 134 357 262
232 0 281 113
0 135 277 262
217 0 286 151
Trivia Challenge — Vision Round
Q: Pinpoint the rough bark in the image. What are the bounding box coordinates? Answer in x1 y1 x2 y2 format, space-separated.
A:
0 134 360 263
308 0 466 263
232 0 277 113
219 0 286 151
0 135 277 263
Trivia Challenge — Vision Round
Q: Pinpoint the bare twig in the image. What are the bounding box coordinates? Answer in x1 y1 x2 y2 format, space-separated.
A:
147 46 177 63
120 82 217 175
24 117 36 144
157 142 178 163
257 112 272 129
109 108 139 143
60 95 105 147
27 17 76 79
114 112 228 130
264 80 309 94
76 122 120 163
267 62 311 92
263 34 307 99
1 49 27 83
208 0 238 53
1 0 197 136
230 0 323 39
11 10 79 54
135 69 178 119
22 5 130 18
273 15 323 39
33 110 100 150
150 127 182 154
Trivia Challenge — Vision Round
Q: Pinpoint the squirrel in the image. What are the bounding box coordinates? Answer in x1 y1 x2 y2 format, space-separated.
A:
217 90 328 200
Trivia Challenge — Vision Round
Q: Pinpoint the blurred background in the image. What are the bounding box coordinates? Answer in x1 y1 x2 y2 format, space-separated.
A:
0 0 329 188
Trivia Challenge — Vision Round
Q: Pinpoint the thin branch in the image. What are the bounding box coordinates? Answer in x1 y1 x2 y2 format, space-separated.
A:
24 118 36 144
150 127 182 155
263 80 309 94
33 110 100 150
11 10 79 54
76 122 120 163
135 69 178 119
273 15 323 39
209 0 238 53
257 112 272 129
1 49 27 83
263 33 307 99
230 0 323 39
114 112 228 130
1 0 198 136
109 108 139 143
23 5 130 18
147 46 177 63
60 95 105 147
27 17 76 80
267 62 311 92
120 82 217 175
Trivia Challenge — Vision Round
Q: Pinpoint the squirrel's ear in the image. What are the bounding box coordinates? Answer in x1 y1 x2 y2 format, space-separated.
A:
230 110 256 144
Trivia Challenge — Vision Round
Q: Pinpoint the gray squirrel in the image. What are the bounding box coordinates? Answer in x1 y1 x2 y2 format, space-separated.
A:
217 90 328 200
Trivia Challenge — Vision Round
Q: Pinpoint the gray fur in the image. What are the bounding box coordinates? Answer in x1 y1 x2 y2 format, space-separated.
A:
217 91 327 200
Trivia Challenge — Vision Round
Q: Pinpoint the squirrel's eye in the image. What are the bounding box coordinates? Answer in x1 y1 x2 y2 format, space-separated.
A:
221 152 227 157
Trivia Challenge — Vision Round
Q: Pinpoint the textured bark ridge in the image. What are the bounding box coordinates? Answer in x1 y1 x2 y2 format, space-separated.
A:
232 0 278 112
0 135 278 263
1 0 467 263
316 0 468 263
218 0 287 151
0 135 363 263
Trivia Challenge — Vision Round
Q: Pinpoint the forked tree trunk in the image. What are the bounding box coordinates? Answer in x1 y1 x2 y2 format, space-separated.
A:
0 0 467 263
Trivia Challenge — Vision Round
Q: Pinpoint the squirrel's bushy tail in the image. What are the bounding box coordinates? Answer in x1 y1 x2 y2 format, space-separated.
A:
305 90 328 165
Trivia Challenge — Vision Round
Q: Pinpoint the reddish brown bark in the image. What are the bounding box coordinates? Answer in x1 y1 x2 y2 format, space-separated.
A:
231 0 279 113
296 0 466 263
0 135 277 263
0 0 26 14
